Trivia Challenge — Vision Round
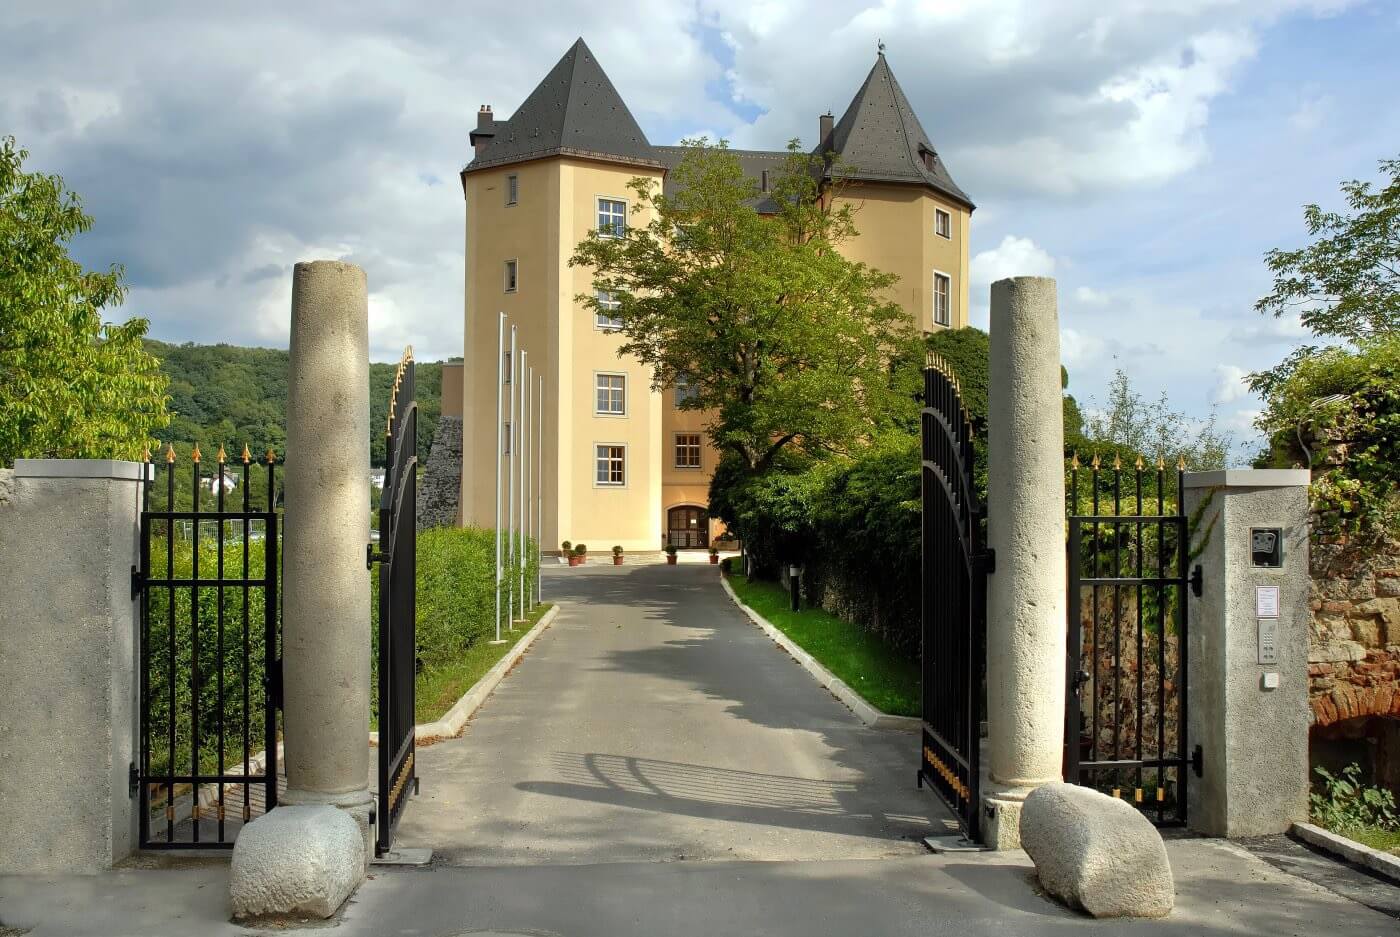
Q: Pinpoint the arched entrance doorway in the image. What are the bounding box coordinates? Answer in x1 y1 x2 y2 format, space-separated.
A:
666 505 708 549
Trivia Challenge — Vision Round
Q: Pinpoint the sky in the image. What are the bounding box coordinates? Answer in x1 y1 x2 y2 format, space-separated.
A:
4 1 1398 460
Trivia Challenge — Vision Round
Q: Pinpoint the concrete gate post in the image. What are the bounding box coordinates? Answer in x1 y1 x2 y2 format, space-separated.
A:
982 276 1067 849
230 261 372 919
1183 470 1311 837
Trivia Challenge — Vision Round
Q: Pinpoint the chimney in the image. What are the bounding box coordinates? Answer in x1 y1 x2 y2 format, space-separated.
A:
469 105 496 156
818 112 834 148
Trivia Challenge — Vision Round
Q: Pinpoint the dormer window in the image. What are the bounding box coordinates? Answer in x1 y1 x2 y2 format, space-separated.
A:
919 146 936 171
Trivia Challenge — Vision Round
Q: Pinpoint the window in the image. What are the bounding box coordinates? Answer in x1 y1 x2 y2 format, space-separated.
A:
595 444 625 486
674 373 699 407
503 350 512 384
675 433 701 468
935 208 951 239
933 272 951 327
595 289 623 331
506 174 518 205
597 197 626 238
504 259 518 293
595 373 626 415
503 422 512 455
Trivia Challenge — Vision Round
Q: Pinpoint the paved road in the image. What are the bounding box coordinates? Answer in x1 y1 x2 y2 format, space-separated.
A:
393 563 949 865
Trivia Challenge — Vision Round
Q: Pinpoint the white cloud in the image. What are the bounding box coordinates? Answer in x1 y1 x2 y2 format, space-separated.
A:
1213 364 1251 404
972 235 1057 285
1073 286 1111 307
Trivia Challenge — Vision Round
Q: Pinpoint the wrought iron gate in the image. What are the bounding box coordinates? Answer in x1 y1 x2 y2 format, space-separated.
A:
135 445 281 848
1064 455 1198 826
371 348 418 856
917 355 988 841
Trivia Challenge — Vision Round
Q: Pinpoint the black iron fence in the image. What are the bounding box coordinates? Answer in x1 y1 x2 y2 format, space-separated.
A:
371 349 418 856
135 445 281 848
918 355 988 841
1064 454 1198 826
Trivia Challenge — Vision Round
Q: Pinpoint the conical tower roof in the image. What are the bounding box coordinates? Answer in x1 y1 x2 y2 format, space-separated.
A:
818 52 973 209
465 38 661 174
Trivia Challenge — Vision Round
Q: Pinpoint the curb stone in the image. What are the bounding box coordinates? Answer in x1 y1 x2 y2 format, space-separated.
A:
1292 822 1400 884
718 574 919 733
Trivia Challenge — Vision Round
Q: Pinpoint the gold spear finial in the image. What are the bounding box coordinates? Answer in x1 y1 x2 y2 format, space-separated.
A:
1135 454 1145 471
1177 454 1187 471
217 445 226 464
242 444 251 464
1113 452 1122 470
191 444 202 463
1091 453 1101 470
165 443 176 463
266 449 277 465
1156 454 1166 471
1071 452 1080 469
142 445 151 463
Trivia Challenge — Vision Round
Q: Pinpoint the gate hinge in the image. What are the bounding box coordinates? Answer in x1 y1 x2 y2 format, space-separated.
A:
266 658 284 711
130 565 144 600
1191 744 1204 777
128 762 139 798
367 542 389 570
978 549 996 575
1190 565 1204 598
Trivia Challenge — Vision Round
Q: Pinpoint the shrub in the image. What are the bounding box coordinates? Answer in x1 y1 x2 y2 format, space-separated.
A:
665 543 678 555
612 544 624 555
561 540 572 552
574 543 587 556
1311 763 1400 836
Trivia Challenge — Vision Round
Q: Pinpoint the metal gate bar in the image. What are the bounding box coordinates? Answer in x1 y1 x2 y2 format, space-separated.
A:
1065 455 1194 826
136 446 280 848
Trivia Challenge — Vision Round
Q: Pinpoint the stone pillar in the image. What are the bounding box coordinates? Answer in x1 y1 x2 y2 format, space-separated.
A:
1184 469 1311 837
231 261 371 920
279 260 373 833
982 276 1067 849
0 459 144 874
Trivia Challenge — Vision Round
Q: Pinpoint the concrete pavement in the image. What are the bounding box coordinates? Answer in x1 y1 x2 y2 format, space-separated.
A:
394 562 945 864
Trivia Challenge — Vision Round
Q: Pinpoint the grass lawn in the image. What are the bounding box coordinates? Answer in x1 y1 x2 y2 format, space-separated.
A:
1336 825 1400 856
413 601 553 724
725 570 919 717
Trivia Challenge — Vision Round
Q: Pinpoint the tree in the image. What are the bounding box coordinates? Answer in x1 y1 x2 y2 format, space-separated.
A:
1081 369 1232 470
1251 155 1400 395
570 140 918 476
0 136 168 465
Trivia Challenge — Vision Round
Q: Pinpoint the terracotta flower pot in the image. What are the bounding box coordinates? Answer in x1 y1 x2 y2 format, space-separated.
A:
666 554 677 565
613 554 624 565
569 555 582 567
708 554 719 564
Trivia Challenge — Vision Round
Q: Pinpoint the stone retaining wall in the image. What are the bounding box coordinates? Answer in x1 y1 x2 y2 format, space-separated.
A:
1308 534 1400 726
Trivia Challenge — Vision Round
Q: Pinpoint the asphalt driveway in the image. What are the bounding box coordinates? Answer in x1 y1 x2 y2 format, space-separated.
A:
393 562 948 865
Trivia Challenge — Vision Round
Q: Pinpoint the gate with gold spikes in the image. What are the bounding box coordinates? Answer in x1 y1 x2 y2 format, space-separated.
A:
1064 452 1200 826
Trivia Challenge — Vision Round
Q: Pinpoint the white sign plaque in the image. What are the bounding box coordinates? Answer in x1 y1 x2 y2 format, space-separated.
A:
1255 585 1280 619
1257 618 1279 665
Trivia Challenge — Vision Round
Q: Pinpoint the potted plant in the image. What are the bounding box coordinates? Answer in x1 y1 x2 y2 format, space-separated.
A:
612 545 624 566
708 546 720 565
665 544 678 565
574 543 588 566
564 540 581 567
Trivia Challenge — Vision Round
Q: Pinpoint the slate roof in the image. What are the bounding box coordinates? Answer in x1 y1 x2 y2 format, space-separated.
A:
654 146 791 214
463 38 661 174
817 53 973 210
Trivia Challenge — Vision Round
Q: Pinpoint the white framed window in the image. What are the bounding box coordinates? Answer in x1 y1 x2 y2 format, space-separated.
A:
503 422 512 455
506 174 518 206
595 372 626 416
933 271 951 327
595 289 623 331
674 373 699 407
675 433 701 469
935 208 951 239
597 197 627 238
504 259 518 293
503 350 512 384
595 444 626 486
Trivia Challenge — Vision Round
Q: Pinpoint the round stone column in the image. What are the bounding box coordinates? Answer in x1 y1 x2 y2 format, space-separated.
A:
983 276 1067 849
280 261 373 836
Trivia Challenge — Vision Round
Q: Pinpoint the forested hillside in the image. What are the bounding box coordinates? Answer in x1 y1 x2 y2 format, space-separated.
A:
146 340 446 465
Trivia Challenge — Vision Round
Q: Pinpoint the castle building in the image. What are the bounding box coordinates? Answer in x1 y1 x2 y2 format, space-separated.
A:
456 38 972 552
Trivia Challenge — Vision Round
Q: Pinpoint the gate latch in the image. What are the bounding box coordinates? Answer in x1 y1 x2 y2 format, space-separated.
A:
128 762 139 798
1071 669 1091 694
367 543 389 570
1190 565 1204 597
130 565 144 600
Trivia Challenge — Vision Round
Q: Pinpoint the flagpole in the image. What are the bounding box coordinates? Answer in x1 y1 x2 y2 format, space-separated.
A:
492 312 505 644
507 325 517 631
518 352 528 617
537 372 544 604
